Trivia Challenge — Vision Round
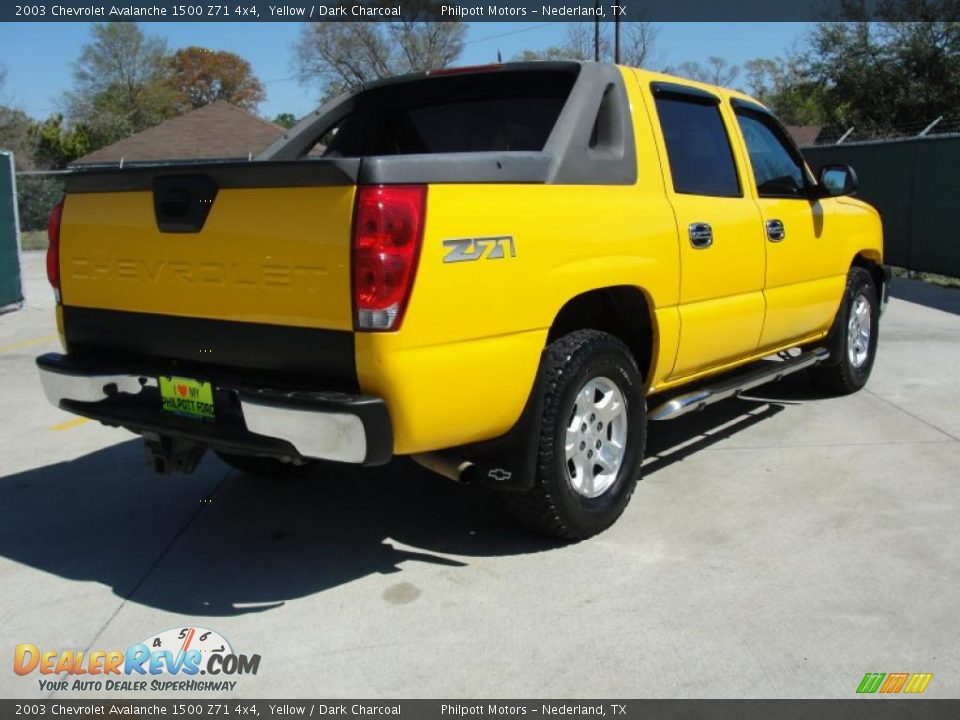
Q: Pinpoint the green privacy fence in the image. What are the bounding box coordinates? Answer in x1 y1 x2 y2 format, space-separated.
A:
0 151 24 311
802 135 960 278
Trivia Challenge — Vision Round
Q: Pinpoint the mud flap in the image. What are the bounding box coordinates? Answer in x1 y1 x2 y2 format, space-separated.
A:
432 352 548 493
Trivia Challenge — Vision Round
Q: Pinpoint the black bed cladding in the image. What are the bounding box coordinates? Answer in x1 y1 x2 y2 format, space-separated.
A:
62 306 359 390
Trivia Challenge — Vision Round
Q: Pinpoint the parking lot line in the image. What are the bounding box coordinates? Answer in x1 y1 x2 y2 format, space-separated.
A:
0 334 58 354
48 417 90 431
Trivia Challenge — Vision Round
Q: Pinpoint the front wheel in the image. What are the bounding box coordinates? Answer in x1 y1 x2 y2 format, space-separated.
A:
809 266 880 395
499 330 647 541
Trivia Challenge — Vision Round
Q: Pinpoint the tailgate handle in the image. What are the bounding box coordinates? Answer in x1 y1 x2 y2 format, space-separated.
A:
152 175 219 233
159 190 191 218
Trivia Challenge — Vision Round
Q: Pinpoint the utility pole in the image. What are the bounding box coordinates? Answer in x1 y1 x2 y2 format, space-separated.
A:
614 15 621 63
594 2 600 61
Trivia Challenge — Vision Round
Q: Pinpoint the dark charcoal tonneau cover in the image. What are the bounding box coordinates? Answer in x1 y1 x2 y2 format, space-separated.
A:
64 158 360 194
64 153 557 194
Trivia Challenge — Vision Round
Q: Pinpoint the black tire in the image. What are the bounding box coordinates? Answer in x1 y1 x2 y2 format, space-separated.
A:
499 330 647 541
809 267 880 395
215 451 317 479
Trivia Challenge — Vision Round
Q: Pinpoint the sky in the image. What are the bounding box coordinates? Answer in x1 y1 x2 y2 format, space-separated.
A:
0 22 812 121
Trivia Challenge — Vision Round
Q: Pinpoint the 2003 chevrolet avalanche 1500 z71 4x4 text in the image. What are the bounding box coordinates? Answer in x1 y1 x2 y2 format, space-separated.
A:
36 62 888 539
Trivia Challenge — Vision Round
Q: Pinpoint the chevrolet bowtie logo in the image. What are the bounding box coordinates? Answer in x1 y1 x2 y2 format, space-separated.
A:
487 468 512 482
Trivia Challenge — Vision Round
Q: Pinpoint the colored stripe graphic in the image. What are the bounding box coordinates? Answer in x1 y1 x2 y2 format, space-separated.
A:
879 673 909 693
857 672 933 694
903 673 933 694
857 673 886 694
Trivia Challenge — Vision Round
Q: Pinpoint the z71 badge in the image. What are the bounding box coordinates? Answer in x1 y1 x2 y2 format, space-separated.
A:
442 236 516 263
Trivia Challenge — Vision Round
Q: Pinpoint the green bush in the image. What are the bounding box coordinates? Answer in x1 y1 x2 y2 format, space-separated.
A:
16 174 63 231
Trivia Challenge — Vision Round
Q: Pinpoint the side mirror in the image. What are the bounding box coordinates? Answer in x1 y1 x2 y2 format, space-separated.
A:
817 164 858 197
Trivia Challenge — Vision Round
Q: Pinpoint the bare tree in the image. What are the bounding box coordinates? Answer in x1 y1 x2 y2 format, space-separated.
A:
621 22 660 67
516 22 659 67
563 23 602 61
0 64 32 170
295 15 465 103
392 18 465 70
670 56 741 87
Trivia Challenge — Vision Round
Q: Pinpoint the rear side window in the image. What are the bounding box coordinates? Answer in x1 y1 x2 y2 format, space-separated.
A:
315 69 578 158
654 96 741 197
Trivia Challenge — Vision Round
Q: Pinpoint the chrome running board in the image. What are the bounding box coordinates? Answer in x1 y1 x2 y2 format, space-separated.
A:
648 348 829 421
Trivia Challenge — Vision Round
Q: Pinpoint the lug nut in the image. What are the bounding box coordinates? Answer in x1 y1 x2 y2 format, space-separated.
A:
581 423 587 432
596 440 602 449
597 422 603 430
589 413 596 422
579 441 585 450
587 450 593 458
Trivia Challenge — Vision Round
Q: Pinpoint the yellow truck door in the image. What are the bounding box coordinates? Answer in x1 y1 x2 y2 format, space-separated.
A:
730 103 845 348
645 82 765 379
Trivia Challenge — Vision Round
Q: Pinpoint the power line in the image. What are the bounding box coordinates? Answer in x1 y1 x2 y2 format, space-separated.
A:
464 23 552 47
259 75 299 85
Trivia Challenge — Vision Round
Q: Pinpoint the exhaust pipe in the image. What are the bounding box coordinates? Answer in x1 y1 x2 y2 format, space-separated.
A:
412 452 478 484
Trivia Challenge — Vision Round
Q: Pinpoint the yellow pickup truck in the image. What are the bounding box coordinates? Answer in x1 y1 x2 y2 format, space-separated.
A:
37 62 887 539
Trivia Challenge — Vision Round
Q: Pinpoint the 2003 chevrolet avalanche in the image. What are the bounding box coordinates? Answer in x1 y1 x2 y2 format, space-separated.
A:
37 62 887 539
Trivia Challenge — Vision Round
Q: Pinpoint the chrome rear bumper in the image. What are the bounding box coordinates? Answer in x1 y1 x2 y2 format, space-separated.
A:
36 353 392 466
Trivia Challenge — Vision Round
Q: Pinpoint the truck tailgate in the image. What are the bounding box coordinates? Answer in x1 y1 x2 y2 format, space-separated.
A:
60 163 357 331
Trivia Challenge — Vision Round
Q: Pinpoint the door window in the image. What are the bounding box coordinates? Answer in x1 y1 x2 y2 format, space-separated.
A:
735 112 809 198
654 96 741 197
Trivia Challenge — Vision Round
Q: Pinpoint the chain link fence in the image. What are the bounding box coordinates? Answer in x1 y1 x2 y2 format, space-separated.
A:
813 113 960 146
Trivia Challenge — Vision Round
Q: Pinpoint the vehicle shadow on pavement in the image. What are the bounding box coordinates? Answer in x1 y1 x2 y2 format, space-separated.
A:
0 439 555 616
0 373 820 616
889 277 960 316
643 371 830 473
643 401 784 474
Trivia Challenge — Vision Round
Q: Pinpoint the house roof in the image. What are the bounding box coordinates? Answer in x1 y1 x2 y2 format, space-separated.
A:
785 125 822 147
72 101 284 166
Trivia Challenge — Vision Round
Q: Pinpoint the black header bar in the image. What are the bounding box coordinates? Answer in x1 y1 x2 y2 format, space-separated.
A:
2 0 953 23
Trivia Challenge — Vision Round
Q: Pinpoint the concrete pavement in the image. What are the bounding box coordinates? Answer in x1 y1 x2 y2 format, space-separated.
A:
1 251 958 699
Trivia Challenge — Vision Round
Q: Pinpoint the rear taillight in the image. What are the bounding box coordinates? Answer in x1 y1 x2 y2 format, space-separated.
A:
352 185 426 331
46 198 64 293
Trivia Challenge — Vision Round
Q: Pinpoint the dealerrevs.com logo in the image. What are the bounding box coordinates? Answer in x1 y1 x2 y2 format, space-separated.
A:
14 627 260 693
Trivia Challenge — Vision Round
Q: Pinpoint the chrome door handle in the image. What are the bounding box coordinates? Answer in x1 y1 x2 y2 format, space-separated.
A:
688 222 713 249
766 219 786 242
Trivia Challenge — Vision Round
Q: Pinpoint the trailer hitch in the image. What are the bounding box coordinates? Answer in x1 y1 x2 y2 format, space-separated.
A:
142 433 207 475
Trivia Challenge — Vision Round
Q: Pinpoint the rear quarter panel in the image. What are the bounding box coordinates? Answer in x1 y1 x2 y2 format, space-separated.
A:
357 69 682 454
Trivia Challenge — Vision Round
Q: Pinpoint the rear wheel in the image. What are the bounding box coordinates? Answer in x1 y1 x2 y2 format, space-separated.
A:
809 266 880 395
499 330 646 541
215 451 317 479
